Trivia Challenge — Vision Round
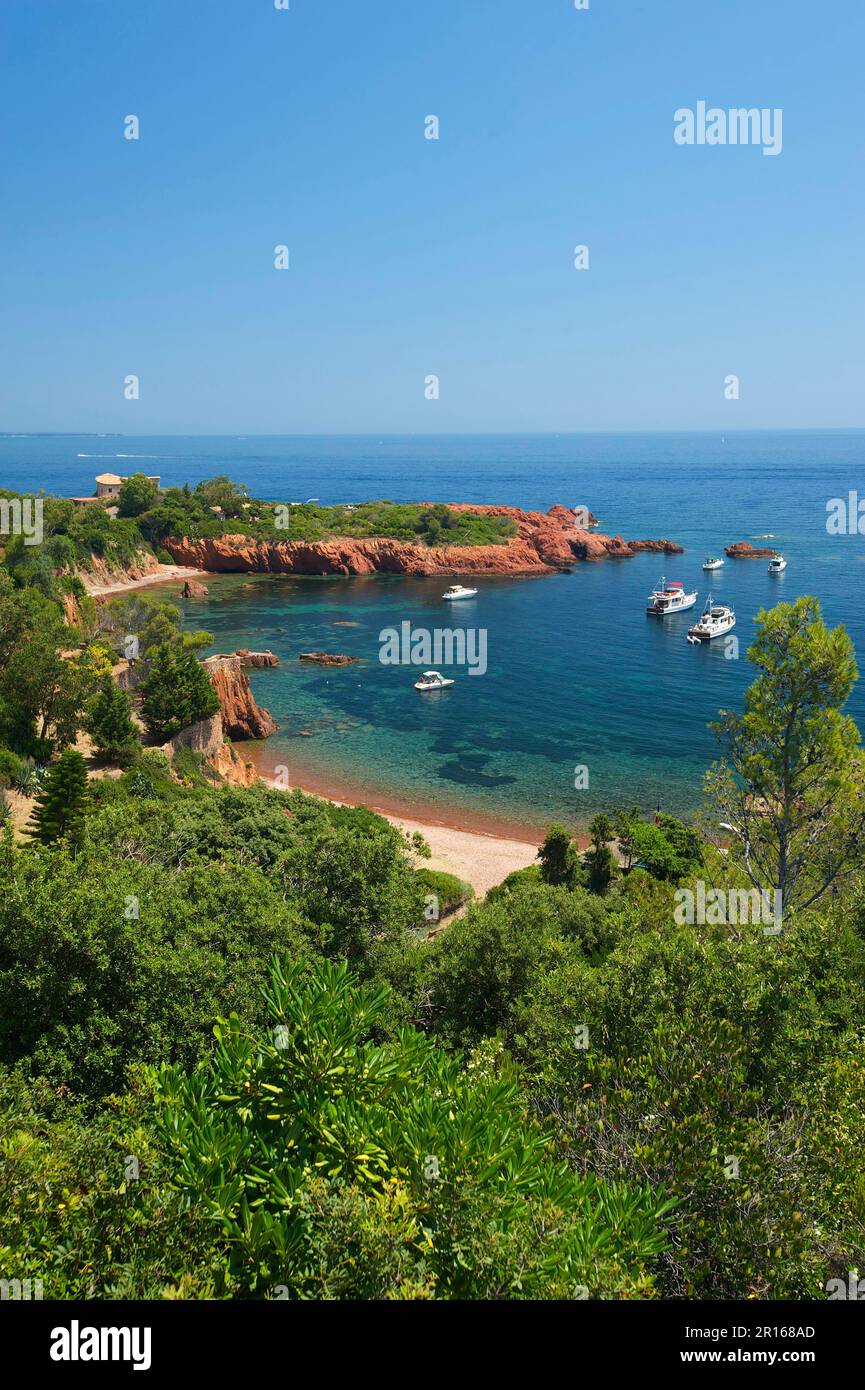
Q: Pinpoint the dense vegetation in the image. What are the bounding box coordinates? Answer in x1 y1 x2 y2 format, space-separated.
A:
0 505 862 1300
0 478 518 585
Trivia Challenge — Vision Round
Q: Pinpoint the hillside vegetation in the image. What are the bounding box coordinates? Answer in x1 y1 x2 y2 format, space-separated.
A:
0 504 863 1300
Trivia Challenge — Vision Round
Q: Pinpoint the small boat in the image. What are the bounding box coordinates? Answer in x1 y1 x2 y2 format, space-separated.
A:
687 595 736 643
414 670 454 691
442 584 478 601
702 557 724 571
647 578 698 615
768 555 787 574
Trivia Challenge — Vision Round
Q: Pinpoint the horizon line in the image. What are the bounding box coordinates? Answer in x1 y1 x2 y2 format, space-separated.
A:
2 426 865 440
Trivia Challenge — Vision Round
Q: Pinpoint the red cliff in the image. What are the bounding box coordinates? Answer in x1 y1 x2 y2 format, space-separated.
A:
202 655 278 740
162 505 682 577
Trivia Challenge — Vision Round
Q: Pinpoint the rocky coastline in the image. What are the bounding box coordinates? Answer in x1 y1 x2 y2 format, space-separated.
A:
161 504 682 578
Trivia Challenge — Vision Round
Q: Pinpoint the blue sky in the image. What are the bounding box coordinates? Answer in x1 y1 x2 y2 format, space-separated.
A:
1 0 862 433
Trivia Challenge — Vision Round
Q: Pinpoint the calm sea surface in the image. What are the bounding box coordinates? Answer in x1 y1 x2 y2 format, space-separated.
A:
2 431 864 830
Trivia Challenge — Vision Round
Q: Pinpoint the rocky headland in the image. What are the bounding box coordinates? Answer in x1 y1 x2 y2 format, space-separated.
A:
161 504 682 578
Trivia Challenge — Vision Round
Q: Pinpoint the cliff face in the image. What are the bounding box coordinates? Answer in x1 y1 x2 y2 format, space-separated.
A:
202 655 278 740
161 712 258 786
78 550 163 593
162 505 682 577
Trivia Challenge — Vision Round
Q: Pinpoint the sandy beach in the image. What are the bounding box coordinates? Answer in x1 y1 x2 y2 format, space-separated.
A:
386 810 540 898
82 564 208 598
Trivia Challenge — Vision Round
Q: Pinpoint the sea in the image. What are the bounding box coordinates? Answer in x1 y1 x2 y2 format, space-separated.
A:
2 430 863 834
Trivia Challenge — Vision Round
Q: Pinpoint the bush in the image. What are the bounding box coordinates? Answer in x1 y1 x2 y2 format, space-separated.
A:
0 746 23 788
415 867 474 921
149 957 673 1298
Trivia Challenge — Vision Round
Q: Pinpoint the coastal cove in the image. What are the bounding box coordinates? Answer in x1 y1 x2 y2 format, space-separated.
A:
177 536 849 831
5 429 865 833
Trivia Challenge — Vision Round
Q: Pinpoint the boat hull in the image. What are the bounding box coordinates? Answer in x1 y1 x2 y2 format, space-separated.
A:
647 593 698 615
687 618 736 641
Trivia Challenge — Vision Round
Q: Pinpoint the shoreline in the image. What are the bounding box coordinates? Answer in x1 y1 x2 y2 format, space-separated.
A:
247 744 549 845
255 763 544 898
82 564 210 598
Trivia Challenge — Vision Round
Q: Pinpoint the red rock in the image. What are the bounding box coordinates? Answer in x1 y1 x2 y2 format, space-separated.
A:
60 592 81 626
160 712 258 786
160 504 682 576
182 579 209 598
234 648 279 668
202 655 278 740
725 541 779 559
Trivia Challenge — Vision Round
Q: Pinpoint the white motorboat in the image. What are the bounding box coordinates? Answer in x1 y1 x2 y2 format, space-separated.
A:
414 670 454 691
646 578 698 615
702 557 724 571
768 555 787 574
442 584 478 601
687 595 736 643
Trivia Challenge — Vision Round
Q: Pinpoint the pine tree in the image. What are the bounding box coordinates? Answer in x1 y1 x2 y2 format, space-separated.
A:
537 823 581 889
29 748 89 846
584 813 616 896
139 642 219 740
86 675 139 764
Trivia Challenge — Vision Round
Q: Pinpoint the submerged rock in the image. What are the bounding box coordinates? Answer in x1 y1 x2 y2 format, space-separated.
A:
299 652 359 666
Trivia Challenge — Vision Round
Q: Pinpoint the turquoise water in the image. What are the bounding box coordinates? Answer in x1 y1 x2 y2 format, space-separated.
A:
3 431 864 829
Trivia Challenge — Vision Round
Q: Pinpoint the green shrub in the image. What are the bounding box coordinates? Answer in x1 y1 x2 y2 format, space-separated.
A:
415 867 473 920
149 957 674 1298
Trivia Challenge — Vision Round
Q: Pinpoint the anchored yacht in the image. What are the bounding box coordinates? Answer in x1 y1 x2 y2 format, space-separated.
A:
702 557 724 571
647 578 698 616
442 584 478 601
687 595 736 644
768 555 787 574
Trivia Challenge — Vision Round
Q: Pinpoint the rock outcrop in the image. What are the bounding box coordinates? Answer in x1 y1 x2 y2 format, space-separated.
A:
161 712 258 786
202 655 278 740
161 504 682 577
209 741 259 785
299 652 359 666
60 592 82 627
162 713 224 761
726 541 779 559
182 579 209 598
234 648 279 668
